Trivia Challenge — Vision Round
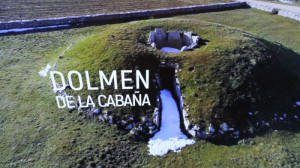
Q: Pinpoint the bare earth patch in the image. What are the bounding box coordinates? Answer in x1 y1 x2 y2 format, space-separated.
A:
0 0 229 21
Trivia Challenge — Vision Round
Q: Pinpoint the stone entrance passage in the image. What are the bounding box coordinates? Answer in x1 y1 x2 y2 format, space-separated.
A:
148 89 195 156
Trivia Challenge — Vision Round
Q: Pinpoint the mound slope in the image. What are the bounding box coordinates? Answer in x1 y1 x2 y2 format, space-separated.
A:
56 18 300 142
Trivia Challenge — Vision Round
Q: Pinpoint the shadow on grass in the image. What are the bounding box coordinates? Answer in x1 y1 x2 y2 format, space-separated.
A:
210 35 300 145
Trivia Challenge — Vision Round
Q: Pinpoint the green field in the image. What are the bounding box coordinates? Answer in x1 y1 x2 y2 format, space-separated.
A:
1 8 300 168
0 0 230 22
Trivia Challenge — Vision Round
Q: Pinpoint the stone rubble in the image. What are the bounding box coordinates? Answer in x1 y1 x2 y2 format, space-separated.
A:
148 28 201 52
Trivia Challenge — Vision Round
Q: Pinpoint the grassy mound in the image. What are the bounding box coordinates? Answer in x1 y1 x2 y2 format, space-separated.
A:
56 18 300 142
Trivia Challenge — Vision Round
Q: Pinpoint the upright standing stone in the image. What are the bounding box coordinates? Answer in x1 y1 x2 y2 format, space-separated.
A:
154 28 167 49
167 31 183 49
148 31 155 44
183 32 193 46
192 36 200 44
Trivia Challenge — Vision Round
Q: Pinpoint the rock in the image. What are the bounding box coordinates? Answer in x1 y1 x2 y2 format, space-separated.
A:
98 115 105 122
103 114 109 120
181 45 189 51
129 129 136 135
208 124 215 133
93 108 101 115
188 125 200 137
149 126 156 130
141 117 148 123
153 108 159 125
120 120 127 126
148 31 155 44
128 117 134 121
192 36 200 44
188 42 198 49
183 32 193 46
125 124 133 130
166 31 182 49
109 116 113 124
149 128 158 134
232 131 239 139
197 131 208 139
154 28 167 49
136 125 143 131
220 123 229 131
151 42 156 48
271 8 278 14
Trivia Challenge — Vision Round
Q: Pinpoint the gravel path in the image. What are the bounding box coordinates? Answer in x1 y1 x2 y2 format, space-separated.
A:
237 0 300 21
238 0 300 13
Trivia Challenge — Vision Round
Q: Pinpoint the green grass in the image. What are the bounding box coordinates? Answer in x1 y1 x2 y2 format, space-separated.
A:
143 131 300 167
0 27 148 167
177 9 300 54
1 8 300 168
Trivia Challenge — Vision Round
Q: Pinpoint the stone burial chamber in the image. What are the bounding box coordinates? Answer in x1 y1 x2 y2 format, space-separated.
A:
148 28 201 53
